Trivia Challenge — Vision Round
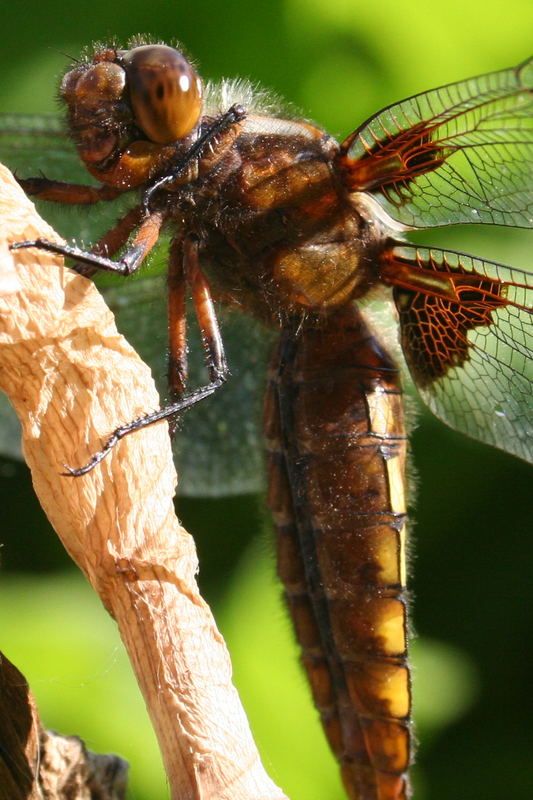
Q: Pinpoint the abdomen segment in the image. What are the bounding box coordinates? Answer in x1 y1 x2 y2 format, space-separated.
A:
265 305 411 800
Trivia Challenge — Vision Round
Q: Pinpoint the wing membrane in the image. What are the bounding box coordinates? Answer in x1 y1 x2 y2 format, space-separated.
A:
381 244 532 463
341 58 533 228
103 279 271 496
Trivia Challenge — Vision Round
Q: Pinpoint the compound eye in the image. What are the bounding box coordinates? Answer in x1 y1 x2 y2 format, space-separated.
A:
122 44 203 144
61 61 126 105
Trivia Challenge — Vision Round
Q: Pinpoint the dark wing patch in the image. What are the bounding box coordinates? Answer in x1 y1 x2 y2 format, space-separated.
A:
381 244 533 463
339 58 533 228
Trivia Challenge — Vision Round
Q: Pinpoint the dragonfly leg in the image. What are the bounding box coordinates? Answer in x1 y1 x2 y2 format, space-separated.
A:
184 236 228 385
76 205 146 277
62 376 228 476
165 234 228 437
92 205 145 257
10 210 164 276
167 237 188 398
167 234 229 400
17 177 123 204
63 234 229 476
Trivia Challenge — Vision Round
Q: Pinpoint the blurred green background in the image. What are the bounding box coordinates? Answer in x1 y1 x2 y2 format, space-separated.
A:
0 1 531 799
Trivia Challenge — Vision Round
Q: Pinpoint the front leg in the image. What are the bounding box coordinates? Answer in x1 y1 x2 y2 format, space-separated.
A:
11 210 164 277
17 177 123 204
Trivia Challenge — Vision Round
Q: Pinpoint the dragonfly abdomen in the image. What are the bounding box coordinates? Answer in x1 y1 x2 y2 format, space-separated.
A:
265 305 411 800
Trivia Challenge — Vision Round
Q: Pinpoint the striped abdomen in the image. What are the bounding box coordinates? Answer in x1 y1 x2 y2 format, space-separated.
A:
265 304 411 800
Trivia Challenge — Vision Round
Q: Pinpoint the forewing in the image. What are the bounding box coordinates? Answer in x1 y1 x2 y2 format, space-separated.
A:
340 58 533 228
381 244 532 463
103 279 271 497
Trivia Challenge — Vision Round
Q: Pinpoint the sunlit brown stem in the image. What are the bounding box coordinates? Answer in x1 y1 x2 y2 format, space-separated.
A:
0 164 288 800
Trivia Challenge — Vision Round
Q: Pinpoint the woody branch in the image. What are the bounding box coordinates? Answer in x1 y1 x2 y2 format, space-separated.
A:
0 164 288 800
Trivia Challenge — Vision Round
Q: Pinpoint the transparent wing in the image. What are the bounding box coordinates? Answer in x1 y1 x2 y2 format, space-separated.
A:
103 278 272 497
340 57 533 228
0 113 270 496
381 243 532 463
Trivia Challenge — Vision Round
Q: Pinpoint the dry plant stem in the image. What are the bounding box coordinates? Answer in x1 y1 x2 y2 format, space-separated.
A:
0 164 288 800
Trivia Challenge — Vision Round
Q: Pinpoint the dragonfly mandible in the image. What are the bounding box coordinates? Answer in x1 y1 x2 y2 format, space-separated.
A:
1 40 532 800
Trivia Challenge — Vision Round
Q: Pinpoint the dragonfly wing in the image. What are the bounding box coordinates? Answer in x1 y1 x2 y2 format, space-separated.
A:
381 243 533 463
104 278 271 496
340 57 533 228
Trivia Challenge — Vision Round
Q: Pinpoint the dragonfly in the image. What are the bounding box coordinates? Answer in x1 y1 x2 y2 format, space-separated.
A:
1 40 532 800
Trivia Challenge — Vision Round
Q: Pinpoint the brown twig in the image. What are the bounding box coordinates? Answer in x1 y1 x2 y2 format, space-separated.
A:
0 164 288 800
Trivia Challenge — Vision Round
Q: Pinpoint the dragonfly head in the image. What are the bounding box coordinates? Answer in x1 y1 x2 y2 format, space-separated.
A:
60 43 204 188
